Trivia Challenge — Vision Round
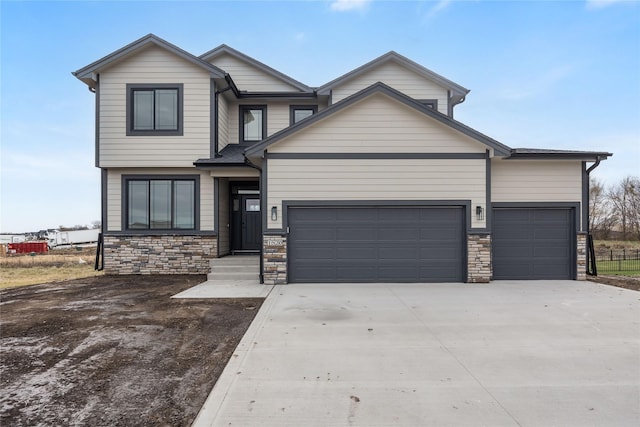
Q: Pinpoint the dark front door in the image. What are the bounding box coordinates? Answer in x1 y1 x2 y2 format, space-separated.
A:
241 195 261 251
231 189 261 253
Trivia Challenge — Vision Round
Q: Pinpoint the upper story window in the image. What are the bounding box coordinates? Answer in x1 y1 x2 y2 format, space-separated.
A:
240 105 267 144
290 105 318 125
126 84 183 136
125 176 197 230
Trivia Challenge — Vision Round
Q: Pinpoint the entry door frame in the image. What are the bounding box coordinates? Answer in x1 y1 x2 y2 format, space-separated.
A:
230 182 261 254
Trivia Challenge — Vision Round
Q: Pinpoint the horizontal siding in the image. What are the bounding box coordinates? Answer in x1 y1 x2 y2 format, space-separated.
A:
267 158 486 229
208 53 300 92
269 94 486 154
218 93 229 151
106 168 214 232
99 46 211 167
491 159 583 228
267 102 289 137
332 62 449 114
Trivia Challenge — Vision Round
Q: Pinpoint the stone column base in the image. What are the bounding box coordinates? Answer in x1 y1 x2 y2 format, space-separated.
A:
467 234 491 283
263 235 287 285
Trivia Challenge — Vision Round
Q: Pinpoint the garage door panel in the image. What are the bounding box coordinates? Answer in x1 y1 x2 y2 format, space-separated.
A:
337 228 377 240
379 247 418 259
379 228 418 240
289 206 464 283
493 208 573 280
336 248 377 259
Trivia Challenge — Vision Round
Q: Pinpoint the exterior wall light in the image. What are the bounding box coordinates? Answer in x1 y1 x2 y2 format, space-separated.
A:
271 206 277 221
476 205 485 221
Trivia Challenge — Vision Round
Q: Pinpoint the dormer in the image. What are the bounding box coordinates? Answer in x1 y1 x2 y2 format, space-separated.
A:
317 51 469 117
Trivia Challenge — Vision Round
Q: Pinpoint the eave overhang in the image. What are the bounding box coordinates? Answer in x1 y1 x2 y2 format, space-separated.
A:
72 34 226 87
317 51 470 103
200 44 312 92
506 148 613 161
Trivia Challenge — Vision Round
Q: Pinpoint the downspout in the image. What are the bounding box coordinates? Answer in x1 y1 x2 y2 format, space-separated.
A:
585 156 603 275
585 156 603 233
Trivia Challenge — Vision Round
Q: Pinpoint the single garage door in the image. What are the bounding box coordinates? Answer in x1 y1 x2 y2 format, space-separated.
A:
493 208 574 280
288 206 465 283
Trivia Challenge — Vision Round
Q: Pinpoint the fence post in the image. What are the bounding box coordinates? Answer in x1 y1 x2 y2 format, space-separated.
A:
610 249 613 261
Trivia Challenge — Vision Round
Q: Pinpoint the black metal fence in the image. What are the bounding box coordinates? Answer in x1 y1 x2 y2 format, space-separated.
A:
594 248 640 275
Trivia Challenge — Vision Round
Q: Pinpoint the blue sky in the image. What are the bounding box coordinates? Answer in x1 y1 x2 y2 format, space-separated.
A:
1 0 639 232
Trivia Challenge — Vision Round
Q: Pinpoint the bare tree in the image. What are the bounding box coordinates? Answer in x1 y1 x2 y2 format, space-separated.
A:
589 177 616 239
607 176 640 241
91 220 101 230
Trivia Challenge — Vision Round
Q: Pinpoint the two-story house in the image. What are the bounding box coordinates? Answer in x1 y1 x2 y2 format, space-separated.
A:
73 34 610 284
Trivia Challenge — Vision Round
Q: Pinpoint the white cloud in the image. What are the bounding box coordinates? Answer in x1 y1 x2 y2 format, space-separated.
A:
427 0 452 18
294 32 305 42
586 0 633 10
330 0 371 12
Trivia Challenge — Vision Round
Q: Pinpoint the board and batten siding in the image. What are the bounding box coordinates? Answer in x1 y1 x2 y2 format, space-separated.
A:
267 158 486 229
106 168 214 232
99 46 211 167
208 52 300 92
491 159 583 227
269 94 486 154
331 62 449 114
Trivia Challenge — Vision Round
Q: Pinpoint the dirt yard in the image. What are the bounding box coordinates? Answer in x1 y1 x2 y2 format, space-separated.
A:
0 275 263 426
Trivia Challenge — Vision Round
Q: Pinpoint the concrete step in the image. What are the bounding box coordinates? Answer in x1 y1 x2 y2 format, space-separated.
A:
210 255 259 267
207 272 260 281
210 265 258 273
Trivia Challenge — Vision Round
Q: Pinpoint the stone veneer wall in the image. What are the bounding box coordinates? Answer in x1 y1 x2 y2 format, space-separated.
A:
263 235 287 285
576 232 587 280
103 234 217 275
467 234 491 283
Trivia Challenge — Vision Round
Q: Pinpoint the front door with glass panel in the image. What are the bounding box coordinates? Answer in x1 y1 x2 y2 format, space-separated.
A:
231 185 261 253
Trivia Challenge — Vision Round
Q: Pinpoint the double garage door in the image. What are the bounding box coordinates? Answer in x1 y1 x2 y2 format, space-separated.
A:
287 206 575 283
288 206 465 283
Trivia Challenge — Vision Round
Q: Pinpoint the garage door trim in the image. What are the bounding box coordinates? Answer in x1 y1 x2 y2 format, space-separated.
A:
492 202 580 280
282 199 473 232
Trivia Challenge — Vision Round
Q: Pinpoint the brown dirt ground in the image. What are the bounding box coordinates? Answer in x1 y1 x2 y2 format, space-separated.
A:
0 275 262 427
587 274 640 291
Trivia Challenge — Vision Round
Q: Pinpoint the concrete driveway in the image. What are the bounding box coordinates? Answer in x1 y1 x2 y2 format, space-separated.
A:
193 281 640 427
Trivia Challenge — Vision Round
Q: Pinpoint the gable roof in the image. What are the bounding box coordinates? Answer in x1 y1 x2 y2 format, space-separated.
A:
200 44 312 92
73 34 226 87
245 81 512 159
317 51 470 105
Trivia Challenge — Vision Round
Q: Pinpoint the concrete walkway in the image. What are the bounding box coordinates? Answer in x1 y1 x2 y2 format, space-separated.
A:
193 281 640 427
